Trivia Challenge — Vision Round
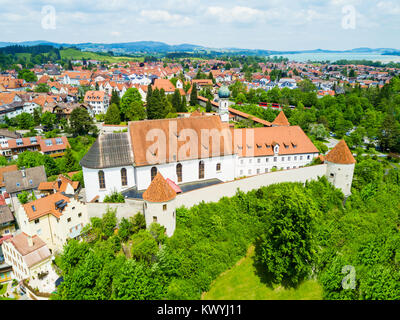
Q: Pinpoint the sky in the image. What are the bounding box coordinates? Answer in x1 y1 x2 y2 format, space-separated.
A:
0 0 399 51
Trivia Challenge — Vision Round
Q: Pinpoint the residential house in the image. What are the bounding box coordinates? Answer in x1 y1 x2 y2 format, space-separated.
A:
38 174 80 196
3 165 47 215
17 192 89 253
84 91 109 115
2 232 54 292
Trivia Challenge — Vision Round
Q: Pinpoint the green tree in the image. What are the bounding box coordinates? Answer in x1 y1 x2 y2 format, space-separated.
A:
41 111 56 130
33 108 41 126
190 83 198 106
63 148 80 173
206 99 212 113
43 154 59 176
34 83 50 93
146 88 165 119
102 208 117 239
111 259 164 300
171 89 181 113
235 93 247 104
17 151 44 169
131 229 158 265
120 88 144 121
68 108 98 137
110 89 121 107
118 217 134 241
255 184 319 287
103 191 125 203
15 113 34 129
125 101 146 121
18 69 37 82
104 103 121 125
132 213 146 233
378 113 400 152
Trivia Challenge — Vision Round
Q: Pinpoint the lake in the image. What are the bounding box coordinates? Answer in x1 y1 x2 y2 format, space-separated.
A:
276 52 400 63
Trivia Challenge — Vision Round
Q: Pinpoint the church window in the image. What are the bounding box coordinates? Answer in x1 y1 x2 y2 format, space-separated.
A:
176 163 182 183
199 161 205 179
121 168 128 186
151 167 157 181
98 170 105 189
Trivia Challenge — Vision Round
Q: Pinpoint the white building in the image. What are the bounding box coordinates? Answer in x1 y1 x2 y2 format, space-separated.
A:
16 192 89 253
2 232 52 283
84 90 109 115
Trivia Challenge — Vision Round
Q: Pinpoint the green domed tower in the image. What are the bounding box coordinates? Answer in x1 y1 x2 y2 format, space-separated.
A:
218 86 230 99
218 86 230 122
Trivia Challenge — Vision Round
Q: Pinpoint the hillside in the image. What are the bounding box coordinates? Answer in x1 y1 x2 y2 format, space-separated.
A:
59 48 142 63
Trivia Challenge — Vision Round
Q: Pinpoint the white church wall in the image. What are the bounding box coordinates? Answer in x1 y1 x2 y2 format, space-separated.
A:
135 154 237 191
82 165 136 202
175 164 328 209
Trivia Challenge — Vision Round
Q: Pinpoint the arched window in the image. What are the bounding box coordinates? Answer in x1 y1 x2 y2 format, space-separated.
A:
176 163 182 183
199 161 205 179
121 168 127 186
98 170 105 189
151 167 158 181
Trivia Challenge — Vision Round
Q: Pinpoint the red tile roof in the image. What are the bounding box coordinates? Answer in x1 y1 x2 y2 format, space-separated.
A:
143 172 176 203
325 140 356 164
22 192 71 221
272 111 290 126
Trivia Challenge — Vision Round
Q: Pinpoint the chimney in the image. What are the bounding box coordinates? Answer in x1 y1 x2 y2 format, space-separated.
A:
21 167 26 178
27 235 33 247
57 179 62 189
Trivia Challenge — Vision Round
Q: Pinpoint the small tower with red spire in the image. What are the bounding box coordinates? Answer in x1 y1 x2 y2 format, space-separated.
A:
142 172 177 237
325 140 356 196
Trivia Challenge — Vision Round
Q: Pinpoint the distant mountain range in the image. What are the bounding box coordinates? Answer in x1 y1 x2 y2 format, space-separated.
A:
0 40 399 56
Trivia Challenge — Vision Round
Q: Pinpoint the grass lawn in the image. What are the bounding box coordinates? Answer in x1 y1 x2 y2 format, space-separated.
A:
202 246 323 300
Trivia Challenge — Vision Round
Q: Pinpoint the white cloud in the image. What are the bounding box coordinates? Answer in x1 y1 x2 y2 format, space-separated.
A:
206 6 266 24
377 1 400 14
110 31 121 37
139 10 193 26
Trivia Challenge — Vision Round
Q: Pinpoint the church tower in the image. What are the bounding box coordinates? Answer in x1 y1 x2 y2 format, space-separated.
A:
325 140 356 197
218 86 230 122
142 172 177 237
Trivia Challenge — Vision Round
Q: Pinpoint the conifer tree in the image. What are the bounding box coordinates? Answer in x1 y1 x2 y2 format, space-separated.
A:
110 89 121 107
206 99 212 113
104 103 121 125
172 89 182 112
64 148 79 173
147 88 164 119
181 96 188 113
190 83 198 106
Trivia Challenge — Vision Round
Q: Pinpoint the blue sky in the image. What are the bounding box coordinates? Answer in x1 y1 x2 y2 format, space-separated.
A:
0 0 399 50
